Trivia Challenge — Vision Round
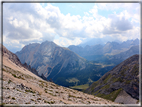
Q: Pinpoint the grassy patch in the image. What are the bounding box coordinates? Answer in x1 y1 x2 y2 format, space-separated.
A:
90 81 99 91
7 96 11 98
2 68 6 71
48 92 55 96
8 80 12 84
37 98 41 100
96 88 122 101
68 94 76 98
66 78 79 84
70 84 89 90
12 97 16 100
103 74 112 84
45 90 47 93
39 82 44 87
31 99 34 101
101 84 110 90
25 89 35 93
47 101 55 104
132 64 139 75
125 80 131 84
3 65 35 80
44 100 50 103
12 74 17 78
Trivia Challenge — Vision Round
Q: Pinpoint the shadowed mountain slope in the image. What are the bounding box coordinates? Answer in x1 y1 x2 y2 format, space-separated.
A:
85 54 139 104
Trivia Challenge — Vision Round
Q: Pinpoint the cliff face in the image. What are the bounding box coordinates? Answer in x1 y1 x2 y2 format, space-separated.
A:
85 54 139 104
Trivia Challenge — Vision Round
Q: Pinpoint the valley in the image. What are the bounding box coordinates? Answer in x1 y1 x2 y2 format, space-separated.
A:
2 2 141 106
15 41 114 87
1 38 140 105
15 39 139 88
1 45 119 105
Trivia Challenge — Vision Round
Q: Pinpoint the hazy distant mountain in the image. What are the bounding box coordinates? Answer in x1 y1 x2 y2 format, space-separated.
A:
78 37 122 47
16 41 111 87
120 38 139 49
68 44 104 57
85 54 139 104
78 38 106 47
68 39 139 63
107 45 139 64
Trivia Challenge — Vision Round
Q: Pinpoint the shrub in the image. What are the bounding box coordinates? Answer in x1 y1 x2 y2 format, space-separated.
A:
8 80 12 84
12 97 16 100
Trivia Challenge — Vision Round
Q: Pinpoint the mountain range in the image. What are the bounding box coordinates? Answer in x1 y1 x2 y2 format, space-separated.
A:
2 38 140 105
15 39 139 87
69 38 139 65
16 41 106 87
2 45 119 105
78 37 122 47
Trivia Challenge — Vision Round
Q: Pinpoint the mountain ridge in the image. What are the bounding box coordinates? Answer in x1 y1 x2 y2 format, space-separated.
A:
85 54 139 104
68 39 139 65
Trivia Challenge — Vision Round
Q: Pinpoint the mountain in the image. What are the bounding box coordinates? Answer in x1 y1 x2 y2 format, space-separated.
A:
85 54 139 104
78 38 139 48
106 45 139 65
69 44 104 57
78 37 122 47
68 39 139 64
78 38 106 47
2 45 118 105
16 41 111 87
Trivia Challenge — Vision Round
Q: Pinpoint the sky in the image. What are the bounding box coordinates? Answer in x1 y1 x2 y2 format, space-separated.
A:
3 2 140 53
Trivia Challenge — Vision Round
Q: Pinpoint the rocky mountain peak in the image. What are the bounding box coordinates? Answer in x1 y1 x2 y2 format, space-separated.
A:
16 41 90 86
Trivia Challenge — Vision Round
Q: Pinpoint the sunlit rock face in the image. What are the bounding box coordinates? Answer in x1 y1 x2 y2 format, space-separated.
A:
16 41 89 87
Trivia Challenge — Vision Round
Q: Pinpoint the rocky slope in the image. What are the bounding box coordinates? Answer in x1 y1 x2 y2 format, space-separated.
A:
1 45 47 81
85 54 139 104
2 45 23 67
2 45 120 105
15 41 111 87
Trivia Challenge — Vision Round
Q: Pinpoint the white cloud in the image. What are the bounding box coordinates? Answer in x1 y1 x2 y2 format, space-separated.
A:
3 3 140 52
89 5 98 18
53 35 82 47
84 12 89 16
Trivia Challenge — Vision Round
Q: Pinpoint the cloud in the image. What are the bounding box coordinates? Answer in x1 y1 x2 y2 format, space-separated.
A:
53 35 82 47
3 3 140 52
102 14 133 35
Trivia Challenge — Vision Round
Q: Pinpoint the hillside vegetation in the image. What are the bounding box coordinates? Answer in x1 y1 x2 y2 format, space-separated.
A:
85 54 139 104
